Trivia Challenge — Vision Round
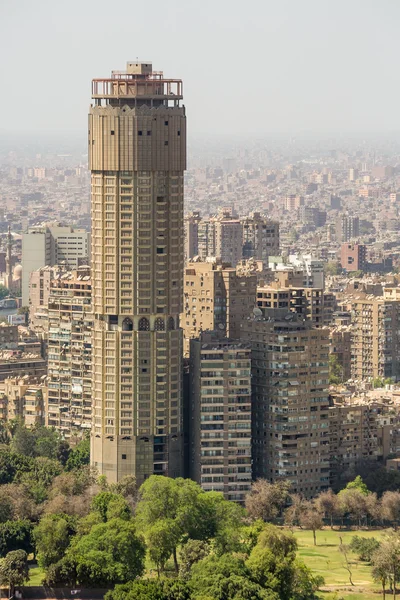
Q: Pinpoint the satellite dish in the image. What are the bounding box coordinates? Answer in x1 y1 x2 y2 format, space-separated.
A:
253 307 262 317
218 323 225 329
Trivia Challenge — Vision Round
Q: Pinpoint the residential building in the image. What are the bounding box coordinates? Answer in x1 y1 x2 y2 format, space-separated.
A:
340 243 367 272
242 212 279 261
189 333 252 503
256 284 325 327
182 260 257 356
351 296 400 381
47 267 92 438
90 61 186 483
214 214 243 267
336 216 360 243
22 224 90 304
241 312 330 497
184 211 201 260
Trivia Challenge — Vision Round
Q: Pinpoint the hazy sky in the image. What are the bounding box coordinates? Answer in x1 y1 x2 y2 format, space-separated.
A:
0 0 399 136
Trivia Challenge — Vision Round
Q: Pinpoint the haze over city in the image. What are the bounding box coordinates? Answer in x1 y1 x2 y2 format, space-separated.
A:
1 0 400 136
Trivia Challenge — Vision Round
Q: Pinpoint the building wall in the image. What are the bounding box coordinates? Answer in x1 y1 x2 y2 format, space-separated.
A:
241 315 330 497
189 335 252 503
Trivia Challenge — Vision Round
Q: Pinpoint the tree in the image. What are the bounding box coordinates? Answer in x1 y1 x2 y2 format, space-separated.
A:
339 488 368 527
136 476 243 572
371 534 400 599
33 514 74 569
146 519 180 576
0 520 33 558
284 494 307 529
324 261 340 276
339 537 354 586
105 579 192 600
0 286 10 301
0 450 33 484
178 539 210 578
245 480 291 522
382 491 400 526
343 475 369 495
329 354 343 385
53 518 145 587
349 536 380 562
0 550 29 597
315 489 341 528
65 437 90 471
91 492 131 522
298 502 324 546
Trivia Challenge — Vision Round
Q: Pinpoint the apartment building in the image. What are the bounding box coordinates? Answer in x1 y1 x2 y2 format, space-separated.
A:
242 212 279 261
182 260 257 356
341 243 367 272
47 267 92 437
0 375 47 425
29 265 68 336
184 211 201 260
189 333 252 503
22 225 90 305
256 284 325 327
240 312 330 497
351 296 400 381
336 216 360 243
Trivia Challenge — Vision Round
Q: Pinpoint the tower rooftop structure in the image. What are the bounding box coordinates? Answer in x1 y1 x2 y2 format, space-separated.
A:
91 61 183 106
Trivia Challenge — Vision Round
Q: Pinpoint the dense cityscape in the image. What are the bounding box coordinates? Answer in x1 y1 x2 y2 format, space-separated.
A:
1 1 400 598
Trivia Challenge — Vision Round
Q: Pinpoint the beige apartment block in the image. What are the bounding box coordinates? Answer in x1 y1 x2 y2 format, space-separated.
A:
182 260 257 357
47 268 92 438
240 313 330 497
89 61 186 483
29 265 68 337
189 333 252 503
214 217 243 267
0 375 47 425
351 296 400 381
256 284 325 327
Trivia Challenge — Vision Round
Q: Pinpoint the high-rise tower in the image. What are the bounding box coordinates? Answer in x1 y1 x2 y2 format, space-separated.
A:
89 61 186 483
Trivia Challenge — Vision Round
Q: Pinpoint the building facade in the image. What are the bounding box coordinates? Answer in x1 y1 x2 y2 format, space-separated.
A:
189 334 252 502
89 61 186 483
241 313 330 497
47 268 92 437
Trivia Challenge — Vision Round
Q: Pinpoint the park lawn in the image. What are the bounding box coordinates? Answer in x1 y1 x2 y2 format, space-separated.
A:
294 528 389 595
27 565 45 586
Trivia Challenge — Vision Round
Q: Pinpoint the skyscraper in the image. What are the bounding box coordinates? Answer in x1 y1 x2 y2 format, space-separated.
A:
89 62 186 483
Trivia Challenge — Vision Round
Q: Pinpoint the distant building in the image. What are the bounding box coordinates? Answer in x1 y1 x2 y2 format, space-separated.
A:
340 243 366 272
22 225 90 305
285 195 304 211
242 212 279 261
336 216 359 243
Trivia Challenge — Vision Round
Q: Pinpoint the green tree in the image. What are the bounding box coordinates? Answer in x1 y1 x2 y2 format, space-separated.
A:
324 261 340 276
65 437 90 471
341 475 369 496
105 579 192 600
329 354 343 385
147 519 180 576
136 476 243 572
33 514 74 569
349 536 380 562
315 489 341 528
53 518 145 587
91 492 131 522
0 450 33 484
0 550 29 597
0 520 33 558
0 286 10 301
178 539 210 578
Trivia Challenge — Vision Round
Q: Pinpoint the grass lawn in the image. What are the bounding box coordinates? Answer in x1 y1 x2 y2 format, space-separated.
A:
27 564 45 586
294 528 389 600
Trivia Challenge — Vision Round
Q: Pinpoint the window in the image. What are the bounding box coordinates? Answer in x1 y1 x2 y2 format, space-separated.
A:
177 131 181 136
122 454 127 460
122 318 133 331
147 131 151 136
165 121 168 126
155 318 165 331
164 141 168 146
111 130 115 135
168 317 175 330
139 317 150 331
138 131 143 136
157 248 164 254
